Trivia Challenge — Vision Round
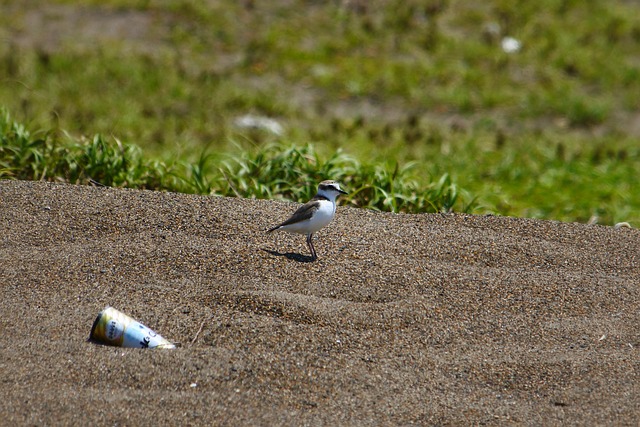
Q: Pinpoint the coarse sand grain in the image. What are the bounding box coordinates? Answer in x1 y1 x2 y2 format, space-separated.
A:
1 180 639 425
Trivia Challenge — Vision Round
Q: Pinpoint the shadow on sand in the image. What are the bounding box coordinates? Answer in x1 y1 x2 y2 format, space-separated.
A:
263 249 316 263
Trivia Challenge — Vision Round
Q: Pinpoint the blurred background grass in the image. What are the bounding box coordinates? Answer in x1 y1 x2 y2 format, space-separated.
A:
1 0 639 224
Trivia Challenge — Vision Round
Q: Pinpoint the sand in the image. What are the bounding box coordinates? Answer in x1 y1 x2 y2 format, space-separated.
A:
1 180 638 426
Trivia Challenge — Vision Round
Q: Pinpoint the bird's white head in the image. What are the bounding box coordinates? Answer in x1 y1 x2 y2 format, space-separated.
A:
317 180 348 201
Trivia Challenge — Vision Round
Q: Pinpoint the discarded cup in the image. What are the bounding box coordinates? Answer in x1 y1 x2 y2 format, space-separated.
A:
89 306 176 349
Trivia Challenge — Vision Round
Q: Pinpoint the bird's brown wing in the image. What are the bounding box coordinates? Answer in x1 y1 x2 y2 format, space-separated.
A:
267 201 319 232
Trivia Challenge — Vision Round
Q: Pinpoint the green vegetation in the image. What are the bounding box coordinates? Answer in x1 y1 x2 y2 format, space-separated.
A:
0 109 466 213
1 0 639 225
0 108 167 189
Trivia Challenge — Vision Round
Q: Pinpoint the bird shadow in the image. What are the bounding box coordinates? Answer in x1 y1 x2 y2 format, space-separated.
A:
262 249 316 263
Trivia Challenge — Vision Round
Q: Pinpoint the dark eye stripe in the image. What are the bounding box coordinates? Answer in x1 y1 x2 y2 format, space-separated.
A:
319 184 338 191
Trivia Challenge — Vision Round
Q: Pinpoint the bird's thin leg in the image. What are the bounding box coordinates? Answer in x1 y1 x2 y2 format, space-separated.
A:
307 233 317 259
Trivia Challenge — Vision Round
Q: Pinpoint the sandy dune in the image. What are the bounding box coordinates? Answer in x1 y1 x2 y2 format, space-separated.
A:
1 180 638 425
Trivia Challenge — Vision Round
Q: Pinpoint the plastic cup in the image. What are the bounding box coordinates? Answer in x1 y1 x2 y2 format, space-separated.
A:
89 306 176 349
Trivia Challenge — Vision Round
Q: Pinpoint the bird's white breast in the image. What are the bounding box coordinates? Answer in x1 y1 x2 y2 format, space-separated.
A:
306 199 336 232
281 199 335 234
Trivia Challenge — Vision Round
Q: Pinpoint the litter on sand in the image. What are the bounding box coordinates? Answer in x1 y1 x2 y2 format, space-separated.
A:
89 306 176 349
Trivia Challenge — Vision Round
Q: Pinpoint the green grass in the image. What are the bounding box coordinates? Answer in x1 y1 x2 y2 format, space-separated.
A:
1 0 639 225
0 108 168 188
0 108 469 213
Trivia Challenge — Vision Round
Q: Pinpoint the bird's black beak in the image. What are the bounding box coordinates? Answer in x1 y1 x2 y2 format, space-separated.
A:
338 188 348 195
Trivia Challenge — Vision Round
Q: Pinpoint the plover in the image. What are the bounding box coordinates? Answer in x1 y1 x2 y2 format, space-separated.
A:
268 180 347 259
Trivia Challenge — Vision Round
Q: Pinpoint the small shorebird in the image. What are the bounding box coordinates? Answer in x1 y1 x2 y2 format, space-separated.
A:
268 180 347 260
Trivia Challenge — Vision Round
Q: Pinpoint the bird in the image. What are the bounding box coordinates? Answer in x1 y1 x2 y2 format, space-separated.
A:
267 180 347 260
